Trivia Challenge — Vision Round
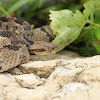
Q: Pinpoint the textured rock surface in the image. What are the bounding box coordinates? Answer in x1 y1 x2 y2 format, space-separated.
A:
0 50 100 100
15 74 46 88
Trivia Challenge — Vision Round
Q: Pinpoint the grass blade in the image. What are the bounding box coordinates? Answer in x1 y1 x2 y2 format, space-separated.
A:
0 6 10 16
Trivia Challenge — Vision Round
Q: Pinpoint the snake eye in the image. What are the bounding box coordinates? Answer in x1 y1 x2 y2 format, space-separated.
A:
52 47 55 50
0 66 2 70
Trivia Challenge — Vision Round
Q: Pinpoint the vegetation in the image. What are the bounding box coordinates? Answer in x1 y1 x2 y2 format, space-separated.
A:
50 0 100 56
0 0 100 56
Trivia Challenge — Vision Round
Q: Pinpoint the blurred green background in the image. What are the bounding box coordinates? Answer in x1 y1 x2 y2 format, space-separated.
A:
0 0 84 27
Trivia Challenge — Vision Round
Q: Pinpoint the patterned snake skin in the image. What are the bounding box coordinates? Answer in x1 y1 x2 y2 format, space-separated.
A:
0 17 57 72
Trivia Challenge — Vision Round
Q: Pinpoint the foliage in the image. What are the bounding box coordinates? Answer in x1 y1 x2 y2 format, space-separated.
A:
49 10 86 51
0 0 83 21
0 0 46 18
49 0 100 56
0 0 74 20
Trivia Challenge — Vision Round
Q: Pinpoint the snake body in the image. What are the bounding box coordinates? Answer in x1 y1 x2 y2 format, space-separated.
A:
0 17 57 72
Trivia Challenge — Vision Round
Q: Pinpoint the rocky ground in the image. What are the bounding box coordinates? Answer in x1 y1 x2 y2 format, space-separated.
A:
0 50 100 100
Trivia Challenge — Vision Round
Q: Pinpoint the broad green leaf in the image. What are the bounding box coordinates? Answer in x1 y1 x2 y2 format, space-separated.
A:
49 10 86 51
49 0 100 51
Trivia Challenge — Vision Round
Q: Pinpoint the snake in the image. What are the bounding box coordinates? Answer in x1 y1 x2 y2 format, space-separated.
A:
0 17 57 72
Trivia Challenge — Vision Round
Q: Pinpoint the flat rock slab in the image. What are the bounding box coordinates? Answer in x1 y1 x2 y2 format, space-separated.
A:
1 50 100 100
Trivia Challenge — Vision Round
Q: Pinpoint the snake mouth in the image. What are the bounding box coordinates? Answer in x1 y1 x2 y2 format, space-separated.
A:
29 45 58 55
31 48 46 52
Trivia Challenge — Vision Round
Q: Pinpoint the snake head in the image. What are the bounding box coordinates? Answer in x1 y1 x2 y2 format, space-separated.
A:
29 41 58 55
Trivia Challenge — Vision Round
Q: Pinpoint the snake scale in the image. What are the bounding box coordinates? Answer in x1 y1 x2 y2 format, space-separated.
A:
0 17 57 72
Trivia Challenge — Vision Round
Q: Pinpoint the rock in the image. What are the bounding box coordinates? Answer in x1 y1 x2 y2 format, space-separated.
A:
8 50 80 75
0 73 20 87
77 64 100 85
48 67 83 86
19 60 61 78
15 74 46 88
7 67 23 75
19 51 81 78
1 50 100 100
4 87 50 100
30 50 80 61
51 83 89 100
51 82 100 100
0 73 54 100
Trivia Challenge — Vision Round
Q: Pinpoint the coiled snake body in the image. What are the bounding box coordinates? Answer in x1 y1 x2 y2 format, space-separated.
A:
0 17 57 72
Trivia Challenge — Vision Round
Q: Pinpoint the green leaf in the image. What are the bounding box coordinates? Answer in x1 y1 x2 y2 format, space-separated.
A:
94 9 100 24
83 0 100 20
49 0 100 52
49 10 86 51
79 47 97 57
91 26 100 54
83 1 94 19
72 25 100 56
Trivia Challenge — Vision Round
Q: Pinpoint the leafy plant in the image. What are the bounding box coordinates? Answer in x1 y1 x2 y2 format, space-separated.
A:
49 10 86 51
50 0 100 56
